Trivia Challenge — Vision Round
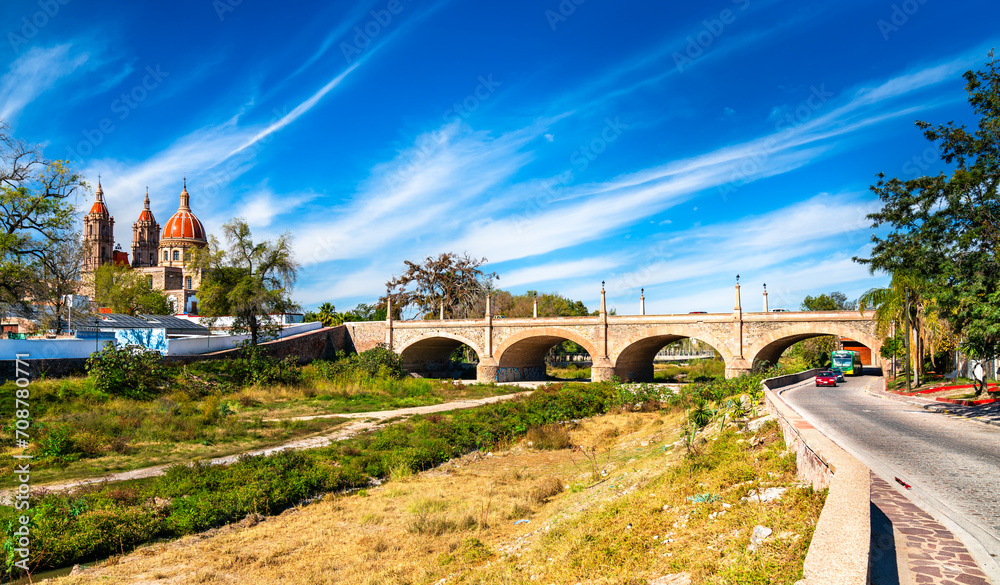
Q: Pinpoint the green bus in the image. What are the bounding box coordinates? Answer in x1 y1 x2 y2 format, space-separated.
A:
831 350 863 376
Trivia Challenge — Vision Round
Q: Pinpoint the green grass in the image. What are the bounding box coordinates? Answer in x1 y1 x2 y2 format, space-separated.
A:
0 360 517 488
547 363 592 379
653 358 726 383
0 367 786 579
0 381 620 578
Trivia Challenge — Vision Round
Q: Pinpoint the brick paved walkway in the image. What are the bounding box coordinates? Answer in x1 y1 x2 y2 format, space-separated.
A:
871 474 991 585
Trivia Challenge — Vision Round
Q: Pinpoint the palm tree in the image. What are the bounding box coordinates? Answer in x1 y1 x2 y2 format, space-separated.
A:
859 272 950 390
316 302 339 327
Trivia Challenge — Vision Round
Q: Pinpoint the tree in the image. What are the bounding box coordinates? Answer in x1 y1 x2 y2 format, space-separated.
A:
801 292 857 311
856 52 1000 397
0 122 85 312
858 272 952 390
790 291 859 367
33 231 89 333
387 252 497 319
196 218 299 346
491 290 591 318
93 263 172 316
304 302 338 327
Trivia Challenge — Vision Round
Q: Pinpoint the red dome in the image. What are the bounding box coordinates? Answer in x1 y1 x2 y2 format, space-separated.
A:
161 183 206 241
162 210 206 240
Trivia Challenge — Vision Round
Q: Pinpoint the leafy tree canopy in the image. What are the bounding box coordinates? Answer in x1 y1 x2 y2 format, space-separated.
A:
387 252 497 319
34 231 90 333
195 218 299 345
855 52 1000 392
0 122 85 312
93 263 172 316
492 290 591 318
800 291 856 311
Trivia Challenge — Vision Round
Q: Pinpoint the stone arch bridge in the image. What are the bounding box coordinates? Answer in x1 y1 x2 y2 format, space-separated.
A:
343 288 879 383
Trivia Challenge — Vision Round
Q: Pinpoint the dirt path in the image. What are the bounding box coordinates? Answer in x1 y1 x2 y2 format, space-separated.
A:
0 391 532 504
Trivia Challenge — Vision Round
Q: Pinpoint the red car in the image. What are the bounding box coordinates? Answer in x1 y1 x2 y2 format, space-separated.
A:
815 371 837 387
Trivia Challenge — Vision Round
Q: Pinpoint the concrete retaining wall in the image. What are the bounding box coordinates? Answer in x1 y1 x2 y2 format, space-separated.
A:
0 338 98 360
0 325 351 380
762 371 871 585
166 322 322 356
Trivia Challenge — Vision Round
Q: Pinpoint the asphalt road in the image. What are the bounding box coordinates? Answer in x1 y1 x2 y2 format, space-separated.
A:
781 371 1000 578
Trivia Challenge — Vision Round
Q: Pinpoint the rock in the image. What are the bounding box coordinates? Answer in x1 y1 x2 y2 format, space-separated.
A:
69 564 85 576
747 414 775 432
747 525 773 552
743 487 787 503
240 512 265 527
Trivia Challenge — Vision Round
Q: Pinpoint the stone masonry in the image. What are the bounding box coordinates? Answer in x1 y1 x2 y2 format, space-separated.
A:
344 288 880 384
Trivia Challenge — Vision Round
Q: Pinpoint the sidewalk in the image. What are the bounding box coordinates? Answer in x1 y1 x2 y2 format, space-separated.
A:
871 474 991 585
867 383 1000 428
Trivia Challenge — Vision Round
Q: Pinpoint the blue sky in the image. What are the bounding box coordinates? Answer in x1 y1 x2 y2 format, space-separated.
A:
2 0 997 315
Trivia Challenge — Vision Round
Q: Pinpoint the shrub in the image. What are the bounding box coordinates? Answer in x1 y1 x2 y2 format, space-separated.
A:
85 344 166 399
314 346 406 381
0 382 617 578
230 343 302 387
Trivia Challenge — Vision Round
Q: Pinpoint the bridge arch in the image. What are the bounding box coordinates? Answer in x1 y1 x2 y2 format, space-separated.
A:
747 323 881 369
492 327 601 383
397 333 483 378
611 326 735 382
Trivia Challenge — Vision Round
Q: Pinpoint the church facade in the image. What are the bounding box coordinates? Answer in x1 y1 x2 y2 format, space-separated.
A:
81 180 208 314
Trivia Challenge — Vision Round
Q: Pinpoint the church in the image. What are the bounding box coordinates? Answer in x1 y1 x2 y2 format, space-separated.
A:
81 179 208 314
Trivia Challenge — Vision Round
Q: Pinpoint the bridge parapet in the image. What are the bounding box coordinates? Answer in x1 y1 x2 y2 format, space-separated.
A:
339 308 880 382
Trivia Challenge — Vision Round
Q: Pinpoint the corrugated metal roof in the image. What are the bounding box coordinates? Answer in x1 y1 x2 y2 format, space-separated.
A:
78 314 209 334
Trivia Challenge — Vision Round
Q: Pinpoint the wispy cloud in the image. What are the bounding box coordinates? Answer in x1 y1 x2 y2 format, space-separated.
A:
0 44 91 123
85 0 441 231
293 119 543 267
292 55 960 309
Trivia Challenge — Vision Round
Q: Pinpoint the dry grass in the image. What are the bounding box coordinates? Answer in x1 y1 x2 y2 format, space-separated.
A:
56 410 824 585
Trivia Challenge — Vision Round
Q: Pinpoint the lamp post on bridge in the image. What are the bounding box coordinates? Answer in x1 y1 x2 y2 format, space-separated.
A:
533 292 538 319
763 283 768 313
640 288 645 316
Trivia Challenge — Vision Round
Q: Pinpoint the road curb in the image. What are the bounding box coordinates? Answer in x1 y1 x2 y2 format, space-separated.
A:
762 371 870 585
865 381 1000 429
